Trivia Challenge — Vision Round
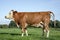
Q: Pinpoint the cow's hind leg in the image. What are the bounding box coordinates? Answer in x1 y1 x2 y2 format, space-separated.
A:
44 23 49 38
46 26 49 38
42 27 45 36
42 16 50 38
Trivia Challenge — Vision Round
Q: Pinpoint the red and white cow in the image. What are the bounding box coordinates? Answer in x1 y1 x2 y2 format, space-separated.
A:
5 10 55 38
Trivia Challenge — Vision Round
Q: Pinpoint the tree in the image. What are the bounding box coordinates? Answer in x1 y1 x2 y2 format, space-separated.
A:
55 20 60 28
49 20 60 28
0 24 8 28
9 21 17 28
49 20 54 28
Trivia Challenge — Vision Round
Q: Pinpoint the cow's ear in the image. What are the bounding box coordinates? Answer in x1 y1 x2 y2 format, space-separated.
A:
11 10 14 11
13 11 17 15
13 11 17 13
14 11 17 13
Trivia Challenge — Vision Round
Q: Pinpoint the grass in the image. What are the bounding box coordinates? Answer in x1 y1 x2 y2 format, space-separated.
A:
0 28 60 40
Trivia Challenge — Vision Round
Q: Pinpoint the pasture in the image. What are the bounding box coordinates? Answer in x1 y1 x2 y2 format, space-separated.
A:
0 28 60 40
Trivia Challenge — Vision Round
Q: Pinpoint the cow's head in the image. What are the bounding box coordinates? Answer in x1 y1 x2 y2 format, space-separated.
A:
5 10 17 20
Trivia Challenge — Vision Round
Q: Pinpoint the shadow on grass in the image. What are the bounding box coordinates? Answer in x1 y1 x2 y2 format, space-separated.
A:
40 35 60 40
0 33 21 35
40 37 55 40
0 33 32 36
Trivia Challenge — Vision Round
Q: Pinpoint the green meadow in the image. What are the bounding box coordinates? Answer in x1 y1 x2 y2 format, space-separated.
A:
0 28 60 40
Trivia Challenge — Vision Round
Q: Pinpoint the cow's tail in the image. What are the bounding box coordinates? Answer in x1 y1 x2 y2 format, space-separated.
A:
49 11 56 27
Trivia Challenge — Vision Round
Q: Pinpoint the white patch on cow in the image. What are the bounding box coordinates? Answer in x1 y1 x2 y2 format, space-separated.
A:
32 24 37 27
32 22 43 28
22 33 24 37
40 25 43 28
47 30 49 38
25 30 28 36
16 24 19 28
9 10 13 18
25 23 28 36
25 23 28 27
44 29 46 33
40 21 43 24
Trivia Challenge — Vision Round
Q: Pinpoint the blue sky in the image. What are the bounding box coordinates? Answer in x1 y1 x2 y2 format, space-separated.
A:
0 0 60 24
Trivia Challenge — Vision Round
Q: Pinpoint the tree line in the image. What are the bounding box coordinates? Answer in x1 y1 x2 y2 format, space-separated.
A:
0 20 60 28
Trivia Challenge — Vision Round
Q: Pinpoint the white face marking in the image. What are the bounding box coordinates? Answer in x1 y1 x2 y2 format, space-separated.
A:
5 10 14 20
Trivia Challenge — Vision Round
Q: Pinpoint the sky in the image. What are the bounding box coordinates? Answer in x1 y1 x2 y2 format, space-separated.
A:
0 0 60 24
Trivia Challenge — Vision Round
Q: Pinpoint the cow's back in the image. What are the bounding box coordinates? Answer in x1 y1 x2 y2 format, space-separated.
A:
24 12 50 24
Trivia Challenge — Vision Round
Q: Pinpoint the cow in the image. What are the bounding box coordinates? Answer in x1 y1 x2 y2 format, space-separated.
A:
5 10 55 38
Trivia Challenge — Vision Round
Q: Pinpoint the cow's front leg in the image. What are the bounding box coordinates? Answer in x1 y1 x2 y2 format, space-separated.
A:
21 23 28 37
21 28 25 37
46 26 49 38
44 23 50 38
21 28 28 36
47 30 49 38
25 29 28 36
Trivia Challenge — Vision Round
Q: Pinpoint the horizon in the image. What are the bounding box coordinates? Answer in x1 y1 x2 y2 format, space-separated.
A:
0 0 60 24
